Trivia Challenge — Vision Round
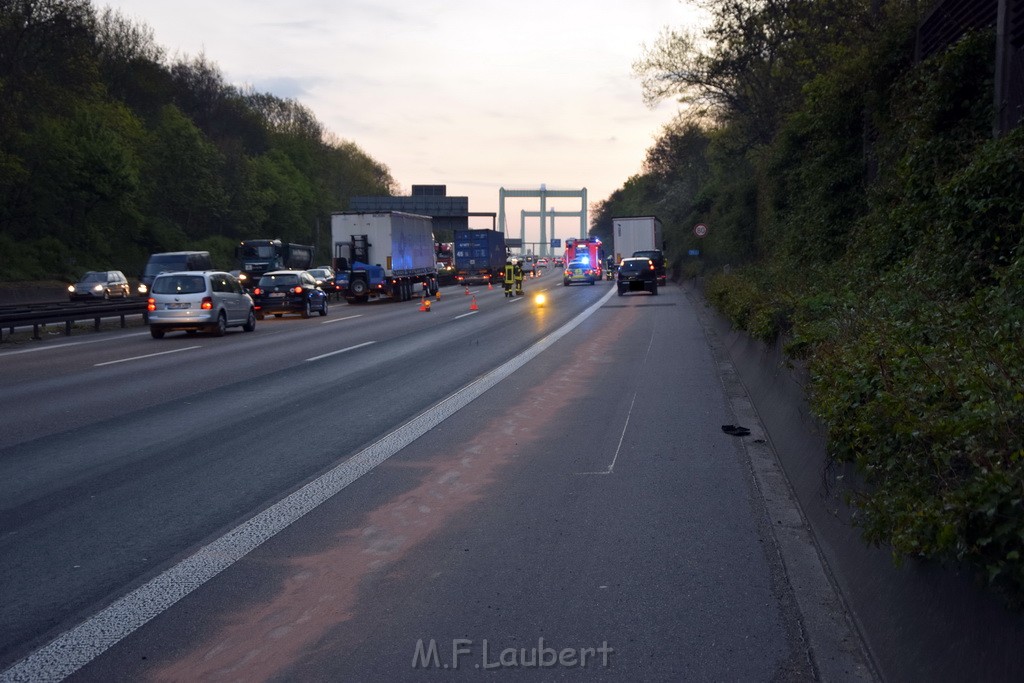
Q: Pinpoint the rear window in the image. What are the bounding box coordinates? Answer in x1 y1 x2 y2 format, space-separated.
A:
259 273 299 287
152 275 206 294
620 260 649 273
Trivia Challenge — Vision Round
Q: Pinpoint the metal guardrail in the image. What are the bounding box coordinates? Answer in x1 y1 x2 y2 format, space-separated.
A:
0 299 148 342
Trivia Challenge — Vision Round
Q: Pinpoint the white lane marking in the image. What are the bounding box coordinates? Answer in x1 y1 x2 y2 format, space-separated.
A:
320 315 362 325
0 285 615 683
0 332 151 358
453 311 478 320
579 324 656 475
93 346 202 367
579 392 637 476
305 341 375 362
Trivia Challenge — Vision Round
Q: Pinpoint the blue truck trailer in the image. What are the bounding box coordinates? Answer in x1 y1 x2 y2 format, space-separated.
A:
454 229 508 286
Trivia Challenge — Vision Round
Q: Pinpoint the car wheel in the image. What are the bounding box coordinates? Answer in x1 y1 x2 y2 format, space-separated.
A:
150 327 165 339
651 283 659 295
274 313 283 318
243 308 256 332
302 300 312 318
256 312 265 320
350 278 368 297
617 287 625 296
319 298 329 316
211 312 227 337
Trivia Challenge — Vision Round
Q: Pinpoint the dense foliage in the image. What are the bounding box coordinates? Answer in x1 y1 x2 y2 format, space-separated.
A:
0 0 397 280
609 0 1024 605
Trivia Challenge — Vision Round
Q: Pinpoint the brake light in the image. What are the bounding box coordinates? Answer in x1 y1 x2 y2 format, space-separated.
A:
293 286 304 294
201 296 213 310
252 287 262 295
147 298 155 312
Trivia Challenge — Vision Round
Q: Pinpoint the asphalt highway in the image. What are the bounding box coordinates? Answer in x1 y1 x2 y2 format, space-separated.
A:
0 278 867 681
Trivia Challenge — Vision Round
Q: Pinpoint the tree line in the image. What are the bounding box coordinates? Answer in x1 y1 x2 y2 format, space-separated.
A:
0 0 398 280
595 0 1024 606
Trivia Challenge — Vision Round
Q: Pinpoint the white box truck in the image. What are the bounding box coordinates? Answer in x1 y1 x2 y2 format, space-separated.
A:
331 211 438 303
612 216 666 284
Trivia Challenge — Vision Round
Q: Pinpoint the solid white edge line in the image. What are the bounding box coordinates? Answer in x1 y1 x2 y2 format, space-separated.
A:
305 341 376 362
0 286 614 683
93 346 202 367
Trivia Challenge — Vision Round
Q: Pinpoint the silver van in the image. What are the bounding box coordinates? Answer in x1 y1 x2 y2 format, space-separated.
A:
147 271 256 338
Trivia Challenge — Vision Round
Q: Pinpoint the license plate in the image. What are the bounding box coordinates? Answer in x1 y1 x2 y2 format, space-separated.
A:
167 302 190 309
269 292 286 297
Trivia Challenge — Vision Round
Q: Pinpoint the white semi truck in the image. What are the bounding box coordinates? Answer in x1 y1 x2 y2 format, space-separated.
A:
331 211 438 303
612 215 666 284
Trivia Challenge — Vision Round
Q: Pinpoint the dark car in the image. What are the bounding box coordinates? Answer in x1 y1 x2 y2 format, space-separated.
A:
617 257 658 296
138 251 213 296
68 271 131 300
306 267 340 296
252 270 329 319
631 249 666 285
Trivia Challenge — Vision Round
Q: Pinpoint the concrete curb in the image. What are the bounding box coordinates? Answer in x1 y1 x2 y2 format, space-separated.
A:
688 283 878 682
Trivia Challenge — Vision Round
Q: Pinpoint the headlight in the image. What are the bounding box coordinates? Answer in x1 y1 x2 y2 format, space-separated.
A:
67 285 75 293
92 284 104 292
138 283 148 294
534 293 546 307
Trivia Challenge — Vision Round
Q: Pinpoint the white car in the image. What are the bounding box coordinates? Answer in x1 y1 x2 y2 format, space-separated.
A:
147 271 256 338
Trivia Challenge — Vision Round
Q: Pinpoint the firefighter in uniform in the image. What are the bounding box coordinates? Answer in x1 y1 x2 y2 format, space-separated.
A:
503 260 515 298
514 261 524 296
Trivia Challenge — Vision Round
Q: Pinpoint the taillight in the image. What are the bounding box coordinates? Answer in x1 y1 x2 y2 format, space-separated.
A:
201 296 213 310
252 287 262 295
293 286 304 294
146 298 156 312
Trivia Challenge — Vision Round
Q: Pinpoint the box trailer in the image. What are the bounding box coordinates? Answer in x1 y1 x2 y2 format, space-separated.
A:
331 211 438 303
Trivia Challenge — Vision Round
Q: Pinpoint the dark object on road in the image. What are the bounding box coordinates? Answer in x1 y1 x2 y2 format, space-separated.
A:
721 424 751 436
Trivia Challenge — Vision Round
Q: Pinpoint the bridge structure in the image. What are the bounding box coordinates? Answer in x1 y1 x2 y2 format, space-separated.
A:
520 210 584 256
498 186 587 256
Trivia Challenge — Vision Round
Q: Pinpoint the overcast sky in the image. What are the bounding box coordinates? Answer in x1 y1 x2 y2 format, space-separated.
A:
100 0 702 243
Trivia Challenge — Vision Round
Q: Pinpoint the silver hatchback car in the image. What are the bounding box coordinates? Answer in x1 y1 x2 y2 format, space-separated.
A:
147 271 256 339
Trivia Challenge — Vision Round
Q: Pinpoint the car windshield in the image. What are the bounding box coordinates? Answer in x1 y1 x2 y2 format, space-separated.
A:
260 274 299 287
308 270 329 279
620 261 648 273
144 256 188 277
81 272 106 282
152 275 206 294
569 262 587 269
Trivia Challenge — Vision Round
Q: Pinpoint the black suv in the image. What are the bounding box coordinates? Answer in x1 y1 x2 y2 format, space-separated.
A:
631 249 666 285
617 257 658 296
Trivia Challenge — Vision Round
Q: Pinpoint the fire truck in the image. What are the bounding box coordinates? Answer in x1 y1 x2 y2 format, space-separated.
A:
564 237 605 280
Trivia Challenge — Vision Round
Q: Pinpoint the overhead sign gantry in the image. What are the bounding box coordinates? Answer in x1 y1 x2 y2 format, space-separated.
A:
498 186 587 255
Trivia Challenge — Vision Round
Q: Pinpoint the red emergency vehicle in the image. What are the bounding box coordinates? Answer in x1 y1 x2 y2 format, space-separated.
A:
564 237 605 280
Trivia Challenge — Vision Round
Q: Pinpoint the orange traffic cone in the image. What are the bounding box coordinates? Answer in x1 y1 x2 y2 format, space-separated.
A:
435 290 441 301
420 298 430 312
487 281 493 290
469 295 478 311
464 286 470 295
